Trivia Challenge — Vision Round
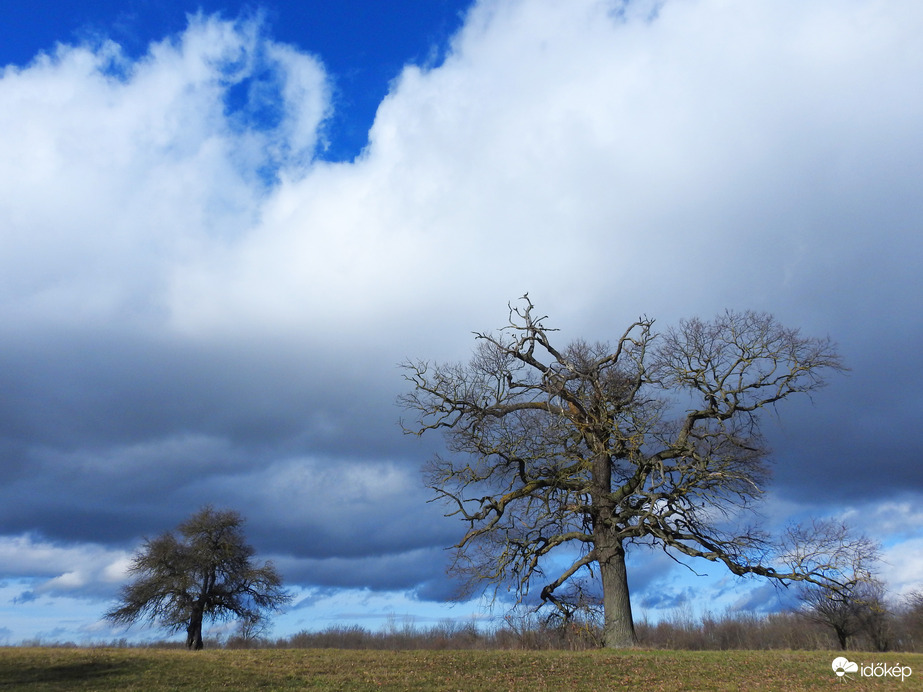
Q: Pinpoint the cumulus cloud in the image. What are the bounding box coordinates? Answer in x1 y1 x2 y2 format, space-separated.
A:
164 0 923 393
1 0 922 639
0 536 131 601
882 538 923 598
0 12 328 330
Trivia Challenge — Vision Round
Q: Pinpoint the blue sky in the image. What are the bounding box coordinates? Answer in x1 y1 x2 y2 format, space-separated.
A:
1 0 922 645
2 0 470 161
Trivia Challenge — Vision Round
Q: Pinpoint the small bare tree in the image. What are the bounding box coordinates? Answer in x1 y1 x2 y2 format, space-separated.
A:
857 579 893 652
401 296 859 648
898 590 923 652
795 532 883 649
105 506 291 650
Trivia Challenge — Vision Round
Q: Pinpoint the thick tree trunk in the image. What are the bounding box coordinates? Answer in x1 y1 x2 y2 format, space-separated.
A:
591 444 638 649
599 537 638 648
186 606 205 650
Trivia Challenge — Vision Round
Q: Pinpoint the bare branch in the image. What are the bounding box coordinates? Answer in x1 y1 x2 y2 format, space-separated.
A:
399 299 847 648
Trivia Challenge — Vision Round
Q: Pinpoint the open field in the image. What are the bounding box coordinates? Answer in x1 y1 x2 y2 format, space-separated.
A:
0 648 920 691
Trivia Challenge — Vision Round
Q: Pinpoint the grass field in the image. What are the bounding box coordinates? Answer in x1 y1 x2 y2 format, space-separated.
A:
0 647 919 691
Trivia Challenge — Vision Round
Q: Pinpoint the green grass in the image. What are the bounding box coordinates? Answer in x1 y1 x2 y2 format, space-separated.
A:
1 648 920 691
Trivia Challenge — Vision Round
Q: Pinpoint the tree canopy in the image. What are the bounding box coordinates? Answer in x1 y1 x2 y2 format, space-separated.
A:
106 506 290 649
400 296 862 648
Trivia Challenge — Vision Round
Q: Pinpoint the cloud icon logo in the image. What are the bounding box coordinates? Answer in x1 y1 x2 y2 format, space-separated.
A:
832 657 859 677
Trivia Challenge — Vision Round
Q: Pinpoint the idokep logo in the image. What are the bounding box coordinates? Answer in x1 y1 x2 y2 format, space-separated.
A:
832 657 858 677
832 656 913 682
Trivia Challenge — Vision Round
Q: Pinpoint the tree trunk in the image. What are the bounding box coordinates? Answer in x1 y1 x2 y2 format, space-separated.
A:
834 624 848 651
186 606 205 650
599 536 638 648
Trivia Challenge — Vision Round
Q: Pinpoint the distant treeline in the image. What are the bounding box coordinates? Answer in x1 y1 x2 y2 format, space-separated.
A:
25 604 915 653
17 600 922 652
251 607 922 653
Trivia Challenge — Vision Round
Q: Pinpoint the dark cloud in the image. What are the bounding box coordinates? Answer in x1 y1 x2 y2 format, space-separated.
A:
636 588 695 613
767 341 923 503
412 577 463 604
279 547 452 594
730 583 801 614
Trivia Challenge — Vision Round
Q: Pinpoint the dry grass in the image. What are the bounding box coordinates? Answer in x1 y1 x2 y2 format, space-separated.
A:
1 647 920 691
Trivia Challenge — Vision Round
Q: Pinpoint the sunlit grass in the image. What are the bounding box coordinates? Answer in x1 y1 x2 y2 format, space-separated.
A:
1 647 920 691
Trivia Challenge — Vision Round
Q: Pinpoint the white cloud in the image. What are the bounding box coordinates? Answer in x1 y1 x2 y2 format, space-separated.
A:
0 535 131 598
161 0 923 346
0 13 328 330
838 500 923 541
882 538 923 597
3 0 920 345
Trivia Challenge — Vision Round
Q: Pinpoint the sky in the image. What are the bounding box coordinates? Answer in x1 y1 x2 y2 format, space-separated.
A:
0 0 921 645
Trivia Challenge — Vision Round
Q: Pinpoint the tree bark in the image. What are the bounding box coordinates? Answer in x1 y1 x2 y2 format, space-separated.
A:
186 606 205 650
599 535 638 648
834 624 848 651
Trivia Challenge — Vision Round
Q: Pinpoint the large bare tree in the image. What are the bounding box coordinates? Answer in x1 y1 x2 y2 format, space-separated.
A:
106 506 290 649
400 296 860 648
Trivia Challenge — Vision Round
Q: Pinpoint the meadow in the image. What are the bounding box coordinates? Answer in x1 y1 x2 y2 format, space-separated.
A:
1 648 920 691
